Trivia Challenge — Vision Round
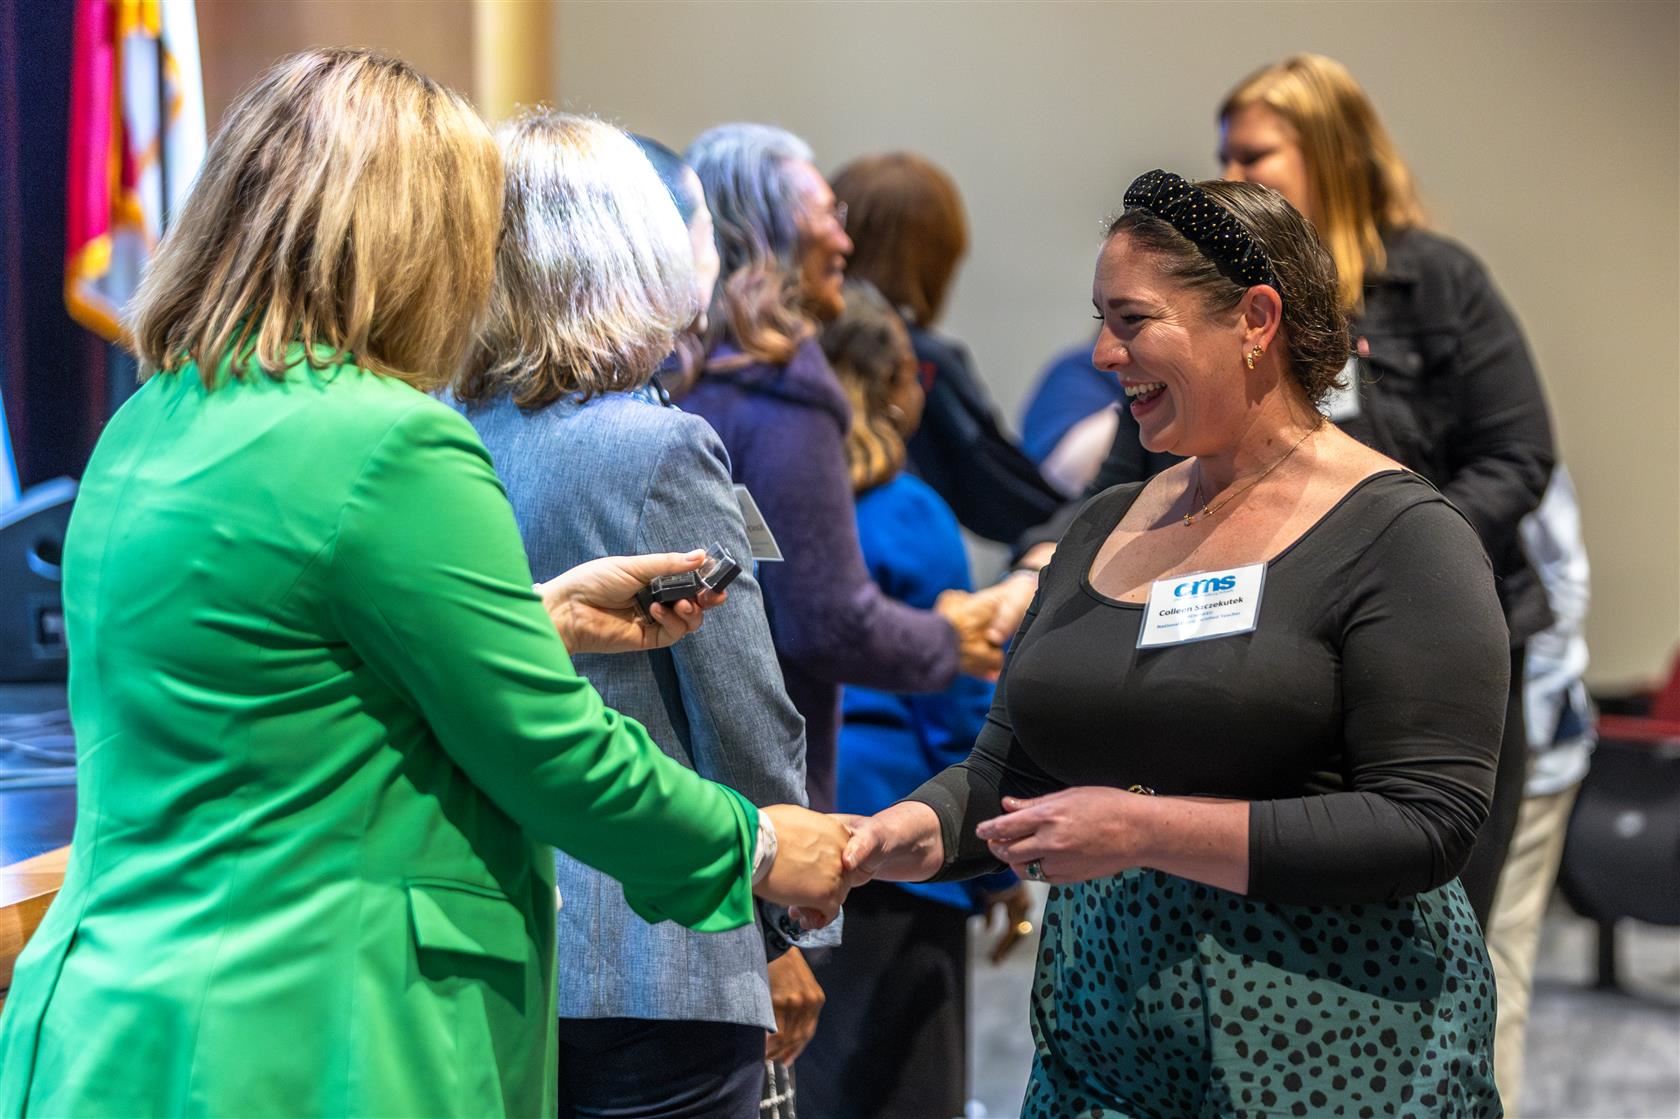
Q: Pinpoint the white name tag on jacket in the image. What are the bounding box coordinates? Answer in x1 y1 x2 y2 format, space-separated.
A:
1137 563 1267 648
733 485 783 561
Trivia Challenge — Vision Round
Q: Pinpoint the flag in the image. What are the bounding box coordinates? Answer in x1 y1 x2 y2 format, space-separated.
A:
64 0 205 343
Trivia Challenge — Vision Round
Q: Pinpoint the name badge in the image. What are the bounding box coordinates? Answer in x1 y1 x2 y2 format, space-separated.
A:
1137 562 1266 648
1318 356 1361 422
733 485 783 561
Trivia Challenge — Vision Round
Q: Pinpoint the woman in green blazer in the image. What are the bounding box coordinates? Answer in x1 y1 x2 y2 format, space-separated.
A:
0 48 846 1119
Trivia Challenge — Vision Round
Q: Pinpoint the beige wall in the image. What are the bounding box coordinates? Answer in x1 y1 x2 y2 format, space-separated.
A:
553 0 1679 691
197 1 478 124
196 0 552 125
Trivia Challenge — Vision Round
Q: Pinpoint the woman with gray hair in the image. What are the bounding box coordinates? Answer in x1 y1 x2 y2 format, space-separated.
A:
451 111 824 1119
679 122 1002 825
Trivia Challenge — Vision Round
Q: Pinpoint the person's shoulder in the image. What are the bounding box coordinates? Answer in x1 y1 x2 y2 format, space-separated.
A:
563 389 684 438
1343 469 1482 554
640 401 732 477
858 473 968 575
330 371 482 450
909 326 968 368
370 394 498 479
909 327 983 397
1064 476 1154 541
311 379 499 510
1385 227 1495 290
875 472 962 531
741 339 851 429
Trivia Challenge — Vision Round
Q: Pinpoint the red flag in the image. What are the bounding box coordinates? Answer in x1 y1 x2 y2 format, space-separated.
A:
63 0 204 343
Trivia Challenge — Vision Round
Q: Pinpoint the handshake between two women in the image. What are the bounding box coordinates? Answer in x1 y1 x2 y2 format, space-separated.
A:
534 550 1048 927
757 803 955 930
748 804 942 930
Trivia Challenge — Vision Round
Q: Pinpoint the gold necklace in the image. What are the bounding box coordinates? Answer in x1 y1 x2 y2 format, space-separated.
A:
1183 426 1318 527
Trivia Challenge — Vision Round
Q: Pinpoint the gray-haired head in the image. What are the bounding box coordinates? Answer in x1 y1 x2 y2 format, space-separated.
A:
685 122 813 282
630 134 702 227
453 109 698 410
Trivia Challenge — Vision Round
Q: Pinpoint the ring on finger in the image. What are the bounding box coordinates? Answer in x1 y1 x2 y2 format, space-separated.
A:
1026 859 1045 882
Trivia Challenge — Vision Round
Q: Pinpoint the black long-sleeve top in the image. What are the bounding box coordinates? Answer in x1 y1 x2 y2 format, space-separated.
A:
1018 229 1555 646
911 471 1511 905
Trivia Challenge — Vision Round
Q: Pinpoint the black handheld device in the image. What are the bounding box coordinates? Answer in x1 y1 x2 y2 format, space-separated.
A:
635 543 741 616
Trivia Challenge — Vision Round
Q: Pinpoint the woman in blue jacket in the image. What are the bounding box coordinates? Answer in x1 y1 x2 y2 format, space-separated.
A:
450 112 825 1119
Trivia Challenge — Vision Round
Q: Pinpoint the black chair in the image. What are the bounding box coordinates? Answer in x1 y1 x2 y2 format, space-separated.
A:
1558 656 1680 989
0 478 75 683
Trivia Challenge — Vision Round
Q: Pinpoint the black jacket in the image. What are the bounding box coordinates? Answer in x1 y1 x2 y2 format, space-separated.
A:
904 325 1064 544
1023 227 1555 646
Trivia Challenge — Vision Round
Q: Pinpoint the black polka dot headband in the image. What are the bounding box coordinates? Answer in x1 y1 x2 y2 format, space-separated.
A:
1122 169 1281 294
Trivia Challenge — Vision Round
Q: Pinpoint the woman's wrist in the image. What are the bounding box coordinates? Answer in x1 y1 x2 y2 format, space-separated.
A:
1113 790 1166 868
1121 794 1251 894
1012 541 1056 575
877 801 946 880
751 809 779 885
535 577 578 649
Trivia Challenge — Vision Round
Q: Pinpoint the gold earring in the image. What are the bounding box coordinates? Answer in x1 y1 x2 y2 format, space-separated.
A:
1245 346 1264 370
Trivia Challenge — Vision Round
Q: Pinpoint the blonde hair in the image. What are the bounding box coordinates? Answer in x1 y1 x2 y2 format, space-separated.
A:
1220 53 1427 311
454 111 699 409
820 282 912 493
129 47 502 389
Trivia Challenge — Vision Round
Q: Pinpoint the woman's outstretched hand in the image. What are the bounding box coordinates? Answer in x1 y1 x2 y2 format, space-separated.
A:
757 805 851 928
837 802 947 887
537 549 726 654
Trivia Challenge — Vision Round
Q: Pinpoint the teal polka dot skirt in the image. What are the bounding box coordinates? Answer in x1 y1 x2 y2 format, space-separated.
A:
1021 870 1501 1118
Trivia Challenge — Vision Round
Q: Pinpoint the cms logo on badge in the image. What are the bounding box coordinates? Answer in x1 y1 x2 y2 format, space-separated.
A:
1173 575 1238 598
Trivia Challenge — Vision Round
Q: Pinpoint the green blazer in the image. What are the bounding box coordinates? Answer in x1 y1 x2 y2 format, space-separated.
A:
0 356 758 1118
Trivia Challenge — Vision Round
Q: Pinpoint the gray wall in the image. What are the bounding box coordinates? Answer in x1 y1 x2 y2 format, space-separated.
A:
553 0 1680 690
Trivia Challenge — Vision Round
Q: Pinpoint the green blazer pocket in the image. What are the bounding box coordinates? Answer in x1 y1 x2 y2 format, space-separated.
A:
407 879 530 965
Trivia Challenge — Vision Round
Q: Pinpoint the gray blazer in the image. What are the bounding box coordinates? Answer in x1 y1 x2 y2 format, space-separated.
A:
460 386 807 1030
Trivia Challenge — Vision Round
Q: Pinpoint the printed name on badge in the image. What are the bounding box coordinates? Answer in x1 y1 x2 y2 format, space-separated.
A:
1137 562 1266 648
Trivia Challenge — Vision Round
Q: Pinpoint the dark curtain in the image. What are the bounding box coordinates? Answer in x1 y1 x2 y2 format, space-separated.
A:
1 0 111 490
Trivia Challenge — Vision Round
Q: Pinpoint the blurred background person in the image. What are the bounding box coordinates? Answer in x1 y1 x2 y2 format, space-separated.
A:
451 112 819 1119
1490 465 1596 1117
796 281 1030 1119
1018 333 1176 497
630 134 718 392
1218 53 1555 928
831 152 1062 545
0 50 847 1119
679 123 1003 820
1017 333 1122 497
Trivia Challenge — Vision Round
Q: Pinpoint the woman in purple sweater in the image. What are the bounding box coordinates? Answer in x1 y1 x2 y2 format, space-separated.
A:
679 123 1000 813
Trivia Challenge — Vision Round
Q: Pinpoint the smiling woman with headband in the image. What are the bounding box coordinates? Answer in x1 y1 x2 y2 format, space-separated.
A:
842 170 1509 1117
